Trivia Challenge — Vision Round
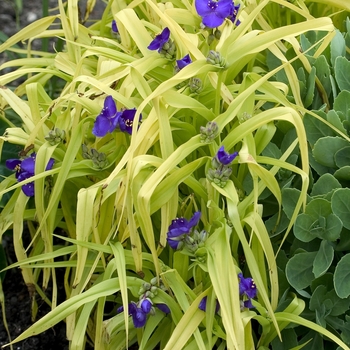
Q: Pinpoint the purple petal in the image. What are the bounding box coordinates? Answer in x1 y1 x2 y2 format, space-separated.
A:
22 182 35 197
195 0 215 17
198 296 207 311
92 114 120 137
198 296 220 313
202 13 226 28
196 0 233 28
140 299 152 314
147 27 170 51
6 159 21 171
188 211 201 228
117 306 124 313
167 237 182 249
243 299 254 309
17 171 33 182
216 146 238 165
112 20 118 33
131 308 147 328
92 116 111 137
46 158 55 171
119 109 141 134
20 157 35 174
215 0 234 18
238 273 257 299
101 96 117 118
176 54 192 70
167 226 190 238
156 303 171 314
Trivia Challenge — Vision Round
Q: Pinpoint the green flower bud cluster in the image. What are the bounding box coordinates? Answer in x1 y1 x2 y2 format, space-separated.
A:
45 128 66 146
189 77 203 94
206 50 225 68
207 164 232 187
184 229 208 254
200 121 219 143
82 144 109 169
159 40 177 60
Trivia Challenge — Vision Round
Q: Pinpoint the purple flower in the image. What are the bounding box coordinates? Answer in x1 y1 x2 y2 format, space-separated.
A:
119 108 141 135
228 3 240 25
6 152 54 197
198 296 220 313
117 300 170 328
167 212 201 249
238 273 257 309
176 54 192 70
216 146 238 165
156 303 171 314
195 0 233 28
111 20 118 33
140 299 152 314
92 96 121 137
148 27 170 52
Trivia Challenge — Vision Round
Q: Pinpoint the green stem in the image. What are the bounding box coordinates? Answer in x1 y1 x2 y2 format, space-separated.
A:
215 71 224 116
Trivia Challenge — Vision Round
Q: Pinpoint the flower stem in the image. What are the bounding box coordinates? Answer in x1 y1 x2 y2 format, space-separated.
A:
215 71 223 116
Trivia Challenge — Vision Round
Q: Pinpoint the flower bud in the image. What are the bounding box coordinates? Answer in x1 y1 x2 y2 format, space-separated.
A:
206 50 225 68
199 121 219 143
45 128 66 145
189 77 203 94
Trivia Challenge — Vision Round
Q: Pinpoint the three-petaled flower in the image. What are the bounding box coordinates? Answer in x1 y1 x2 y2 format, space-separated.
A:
118 300 170 328
238 273 257 309
6 152 54 197
195 0 234 28
176 54 192 71
92 96 141 137
92 96 120 137
147 27 171 52
228 3 241 25
167 211 201 249
216 146 238 165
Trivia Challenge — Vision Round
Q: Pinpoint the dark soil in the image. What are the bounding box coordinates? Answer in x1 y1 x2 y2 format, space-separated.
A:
0 234 70 350
0 1 106 349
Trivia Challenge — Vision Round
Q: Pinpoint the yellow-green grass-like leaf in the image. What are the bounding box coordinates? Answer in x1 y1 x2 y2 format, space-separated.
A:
207 223 245 350
70 301 95 350
4 277 139 346
275 312 350 350
73 186 100 287
305 0 350 11
243 212 279 310
219 181 281 341
162 292 207 350
0 16 57 53
12 192 34 290
259 294 305 346
109 242 129 348
0 88 35 131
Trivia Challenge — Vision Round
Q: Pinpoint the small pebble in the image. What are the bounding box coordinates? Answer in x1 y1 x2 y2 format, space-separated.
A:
26 11 38 23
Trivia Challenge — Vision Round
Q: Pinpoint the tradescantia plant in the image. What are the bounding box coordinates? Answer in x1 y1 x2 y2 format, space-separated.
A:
1 0 350 349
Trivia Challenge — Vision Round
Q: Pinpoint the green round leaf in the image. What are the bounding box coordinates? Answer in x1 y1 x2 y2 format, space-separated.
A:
313 136 350 168
334 166 350 181
334 254 350 298
331 188 350 230
335 56 350 91
305 198 332 220
335 146 350 168
312 240 334 278
286 251 317 290
311 173 342 197
294 213 316 242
